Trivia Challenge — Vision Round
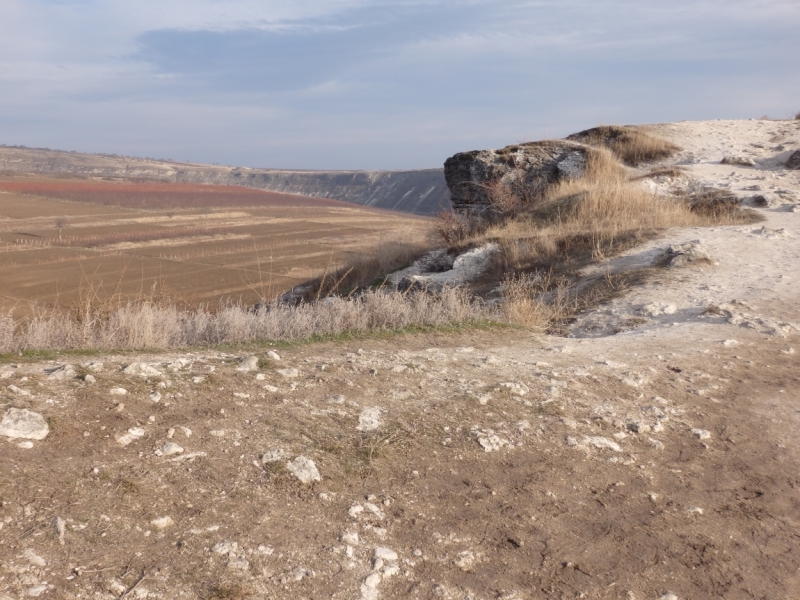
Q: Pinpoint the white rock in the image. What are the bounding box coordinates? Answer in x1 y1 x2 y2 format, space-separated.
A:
266 350 281 361
0 408 49 440
7 384 31 397
348 504 365 518
263 384 279 393
24 549 47 567
84 374 96 384
286 456 321 483
212 541 239 555
692 429 711 440
374 547 398 561
123 362 163 377
151 516 174 529
342 532 359 546
277 368 299 378
46 365 76 380
363 572 381 588
688 507 704 515
357 407 383 432
17 441 34 449
115 427 145 446
109 387 128 396
236 356 259 372
26 585 48 597
53 516 66 545
659 593 679 600
160 443 184 456
261 449 286 463
255 373 266 380
168 451 206 462
191 376 205 384
149 391 161 402
584 436 622 452
721 339 738 347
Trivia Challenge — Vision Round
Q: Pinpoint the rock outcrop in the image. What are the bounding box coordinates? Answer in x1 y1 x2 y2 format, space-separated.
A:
786 150 800 170
443 140 589 213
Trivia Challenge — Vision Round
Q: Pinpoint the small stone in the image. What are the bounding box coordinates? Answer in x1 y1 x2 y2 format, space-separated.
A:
109 387 128 396
151 516 174 529
688 507 704 515
330 394 345 404
692 429 711 440
0 408 49 440
349 504 365 518
627 422 651 434
26 585 48 597
357 407 383 432
722 339 738 347
255 373 266 380
261 449 286 463
6 384 31 397
237 356 259 372
191 376 205 384
149 391 161 403
659 593 679 600
363 573 381 588
24 548 47 567
263 384 279 393
266 350 281 361
53 516 66 545
412 549 422 557
160 443 183 456
84 374 96 384
212 541 239 555
286 456 321 483
383 563 400 577
584 436 622 452
342 532 359 546
115 427 145 446
123 362 163 377
277 368 299 378
721 155 755 166
46 364 76 380
374 547 398 561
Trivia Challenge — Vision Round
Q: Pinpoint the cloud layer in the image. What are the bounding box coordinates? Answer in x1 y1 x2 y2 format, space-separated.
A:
1 1 798 169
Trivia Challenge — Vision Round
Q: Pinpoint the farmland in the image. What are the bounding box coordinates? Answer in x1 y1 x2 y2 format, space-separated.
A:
0 176 432 316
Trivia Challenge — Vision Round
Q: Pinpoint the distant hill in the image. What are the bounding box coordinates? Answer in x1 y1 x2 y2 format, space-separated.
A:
0 145 451 215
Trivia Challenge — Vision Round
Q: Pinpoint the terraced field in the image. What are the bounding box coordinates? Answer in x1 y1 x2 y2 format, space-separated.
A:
0 177 432 316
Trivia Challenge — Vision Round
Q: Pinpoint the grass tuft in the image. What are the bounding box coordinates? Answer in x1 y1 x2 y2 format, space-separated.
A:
567 125 680 166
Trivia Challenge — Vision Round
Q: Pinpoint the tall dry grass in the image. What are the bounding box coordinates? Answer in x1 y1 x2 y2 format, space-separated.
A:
567 125 680 166
0 288 484 353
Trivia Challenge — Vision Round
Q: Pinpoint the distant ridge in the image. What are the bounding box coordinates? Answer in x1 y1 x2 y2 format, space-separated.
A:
0 145 451 216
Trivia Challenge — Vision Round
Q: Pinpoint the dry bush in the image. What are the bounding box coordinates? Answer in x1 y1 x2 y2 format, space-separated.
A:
0 287 485 352
568 125 680 166
435 210 473 245
295 239 433 302
501 272 573 328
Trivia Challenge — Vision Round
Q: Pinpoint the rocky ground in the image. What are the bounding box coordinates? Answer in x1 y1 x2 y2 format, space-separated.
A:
1 119 799 600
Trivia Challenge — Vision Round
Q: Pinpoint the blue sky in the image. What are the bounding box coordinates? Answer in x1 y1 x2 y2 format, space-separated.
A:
1 0 798 169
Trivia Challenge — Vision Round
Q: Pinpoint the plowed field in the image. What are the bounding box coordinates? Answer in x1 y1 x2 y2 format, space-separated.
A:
0 177 431 316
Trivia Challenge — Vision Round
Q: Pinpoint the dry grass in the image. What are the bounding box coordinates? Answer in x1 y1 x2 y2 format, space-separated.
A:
289 239 434 302
567 125 680 166
0 287 484 352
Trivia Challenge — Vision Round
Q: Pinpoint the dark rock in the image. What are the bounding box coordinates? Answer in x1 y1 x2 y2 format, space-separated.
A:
786 150 800 170
443 141 590 214
751 195 769 207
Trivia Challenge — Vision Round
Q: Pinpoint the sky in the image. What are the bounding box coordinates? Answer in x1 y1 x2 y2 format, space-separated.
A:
0 0 798 170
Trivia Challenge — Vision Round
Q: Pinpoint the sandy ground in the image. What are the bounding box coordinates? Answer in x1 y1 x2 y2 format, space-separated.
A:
1 120 799 600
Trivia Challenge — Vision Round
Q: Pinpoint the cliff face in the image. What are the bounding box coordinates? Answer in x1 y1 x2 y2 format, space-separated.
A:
0 146 451 216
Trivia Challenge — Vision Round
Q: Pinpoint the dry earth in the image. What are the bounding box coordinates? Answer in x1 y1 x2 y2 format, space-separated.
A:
1 120 799 600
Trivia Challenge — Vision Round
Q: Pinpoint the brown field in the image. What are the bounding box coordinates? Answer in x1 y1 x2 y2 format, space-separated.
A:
0 177 432 316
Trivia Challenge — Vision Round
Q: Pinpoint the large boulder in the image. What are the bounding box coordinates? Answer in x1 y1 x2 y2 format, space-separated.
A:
443 141 590 214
